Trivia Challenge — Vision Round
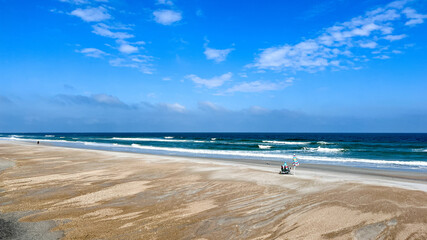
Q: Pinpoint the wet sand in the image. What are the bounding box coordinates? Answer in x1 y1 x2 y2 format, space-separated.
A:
0 141 426 239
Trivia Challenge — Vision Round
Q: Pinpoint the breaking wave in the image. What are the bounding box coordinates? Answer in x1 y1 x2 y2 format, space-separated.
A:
304 147 345 153
262 140 310 145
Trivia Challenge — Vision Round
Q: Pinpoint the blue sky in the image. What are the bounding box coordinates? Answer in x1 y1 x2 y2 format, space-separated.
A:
0 0 426 132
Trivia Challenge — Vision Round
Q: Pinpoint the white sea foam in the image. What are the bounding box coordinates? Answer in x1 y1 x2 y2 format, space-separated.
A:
258 145 272 149
211 138 216 141
262 140 310 145
45 135 55 137
129 144 427 167
304 147 345 153
0 137 70 143
111 137 208 143
412 148 427 152
164 136 174 139
317 141 331 145
130 144 284 158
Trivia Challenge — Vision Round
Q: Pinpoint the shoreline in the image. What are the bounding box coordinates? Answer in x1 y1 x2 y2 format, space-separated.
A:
2 135 426 173
4 138 427 176
1 140 426 239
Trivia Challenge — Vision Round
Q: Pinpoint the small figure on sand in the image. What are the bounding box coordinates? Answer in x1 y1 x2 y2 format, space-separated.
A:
37 141 39 144
280 161 291 174
292 154 299 174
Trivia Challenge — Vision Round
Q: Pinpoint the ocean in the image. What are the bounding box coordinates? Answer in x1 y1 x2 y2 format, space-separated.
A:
1 133 426 172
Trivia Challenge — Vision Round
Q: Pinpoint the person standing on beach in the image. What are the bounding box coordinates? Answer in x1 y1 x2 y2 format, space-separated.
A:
292 154 299 174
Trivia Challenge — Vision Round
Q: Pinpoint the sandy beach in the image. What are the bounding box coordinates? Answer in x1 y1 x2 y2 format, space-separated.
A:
0 140 426 239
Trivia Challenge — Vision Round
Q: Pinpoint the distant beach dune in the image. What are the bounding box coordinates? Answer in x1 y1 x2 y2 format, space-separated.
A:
0 141 426 239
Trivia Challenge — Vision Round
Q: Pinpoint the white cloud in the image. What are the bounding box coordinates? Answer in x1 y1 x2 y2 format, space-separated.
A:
374 55 390 59
109 57 153 74
160 103 186 112
225 80 289 93
239 73 248 78
118 42 138 54
359 41 378 49
403 7 427 26
60 0 89 4
157 0 173 6
351 23 381 37
383 34 407 41
92 94 123 105
386 0 408 9
153 10 182 25
77 48 108 58
92 23 134 39
110 58 137 68
162 77 172 81
285 77 295 83
60 0 151 75
70 6 110 22
252 40 332 71
198 101 224 112
204 47 234 63
251 0 426 72
60 0 108 4
186 72 232 88
50 8 64 14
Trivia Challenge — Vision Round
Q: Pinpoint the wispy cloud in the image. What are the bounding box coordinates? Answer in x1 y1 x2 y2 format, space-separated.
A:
70 6 110 22
117 40 139 54
156 0 173 6
186 72 232 88
374 55 390 59
60 0 109 4
359 41 378 49
159 103 186 112
204 47 234 63
57 1 153 74
203 40 234 63
383 34 407 41
92 23 134 39
77 48 109 58
153 10 182 25
250 0 426 73
403 7 427 26
54 94 128 108
60 0 89 5
224 80 290 93
198 101 225 112
109 56 153 74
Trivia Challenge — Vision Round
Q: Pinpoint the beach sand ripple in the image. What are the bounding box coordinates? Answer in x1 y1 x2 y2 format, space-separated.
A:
0 141 426 239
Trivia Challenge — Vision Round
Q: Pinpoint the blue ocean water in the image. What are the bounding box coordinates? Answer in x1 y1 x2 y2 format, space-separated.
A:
1 133 427 172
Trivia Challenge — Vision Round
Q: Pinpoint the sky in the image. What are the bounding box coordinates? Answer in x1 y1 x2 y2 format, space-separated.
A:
0 0 426 132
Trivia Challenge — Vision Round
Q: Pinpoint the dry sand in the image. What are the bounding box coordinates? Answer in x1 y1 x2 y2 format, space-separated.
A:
0 141 426 239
